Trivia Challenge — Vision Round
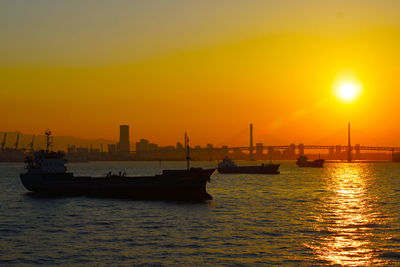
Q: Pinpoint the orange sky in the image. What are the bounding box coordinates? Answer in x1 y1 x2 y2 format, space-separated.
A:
1 1 400 147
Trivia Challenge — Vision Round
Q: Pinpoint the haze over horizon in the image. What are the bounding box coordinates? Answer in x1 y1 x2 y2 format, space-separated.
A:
1 1 400 147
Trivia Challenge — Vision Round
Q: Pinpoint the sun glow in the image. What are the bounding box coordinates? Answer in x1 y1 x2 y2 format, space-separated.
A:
339 83 356 100
334 81 363 103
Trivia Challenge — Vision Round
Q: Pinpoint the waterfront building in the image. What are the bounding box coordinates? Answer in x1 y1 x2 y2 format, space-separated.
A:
108 144 116 153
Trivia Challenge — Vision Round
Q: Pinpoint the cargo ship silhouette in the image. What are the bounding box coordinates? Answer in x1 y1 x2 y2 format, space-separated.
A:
20 131 215 201
296 155 324 168
217 158 280 174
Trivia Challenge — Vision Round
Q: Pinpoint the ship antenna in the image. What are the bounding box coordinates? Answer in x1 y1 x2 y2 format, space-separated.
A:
45 129 52 152
30 135 35 153
185 132 190 171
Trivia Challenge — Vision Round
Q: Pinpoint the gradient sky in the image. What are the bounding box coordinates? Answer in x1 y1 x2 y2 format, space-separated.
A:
1 0 400 146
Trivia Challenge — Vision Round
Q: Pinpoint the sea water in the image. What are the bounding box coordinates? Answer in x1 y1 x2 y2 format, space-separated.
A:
1 161 400 265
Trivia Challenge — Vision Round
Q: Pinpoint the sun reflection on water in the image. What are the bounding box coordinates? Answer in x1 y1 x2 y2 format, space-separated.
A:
308 164 389 266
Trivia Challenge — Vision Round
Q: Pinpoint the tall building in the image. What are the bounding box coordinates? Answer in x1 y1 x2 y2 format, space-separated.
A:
136 139 159 153
117 125 130 153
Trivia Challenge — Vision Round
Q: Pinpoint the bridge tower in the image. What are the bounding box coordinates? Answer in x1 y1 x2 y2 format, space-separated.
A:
249 123 254 161
347 122 352 162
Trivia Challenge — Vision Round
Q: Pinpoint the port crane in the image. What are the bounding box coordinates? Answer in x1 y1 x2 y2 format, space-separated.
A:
1 133 6 151
15 134 20 150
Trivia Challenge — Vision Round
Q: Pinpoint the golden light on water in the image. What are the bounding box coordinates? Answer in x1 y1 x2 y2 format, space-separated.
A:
308 164 389 266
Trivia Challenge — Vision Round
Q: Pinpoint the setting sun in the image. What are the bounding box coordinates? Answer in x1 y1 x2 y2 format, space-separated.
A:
334 81 363 104
339 83 356 101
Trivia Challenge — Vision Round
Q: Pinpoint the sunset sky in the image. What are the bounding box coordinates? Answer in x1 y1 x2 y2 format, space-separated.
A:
1 1 400 147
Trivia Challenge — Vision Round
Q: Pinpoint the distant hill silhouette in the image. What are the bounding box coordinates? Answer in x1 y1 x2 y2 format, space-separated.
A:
0 131 121 152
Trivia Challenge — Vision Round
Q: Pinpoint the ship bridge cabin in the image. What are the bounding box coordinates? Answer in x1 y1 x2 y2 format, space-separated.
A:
25 151 67 173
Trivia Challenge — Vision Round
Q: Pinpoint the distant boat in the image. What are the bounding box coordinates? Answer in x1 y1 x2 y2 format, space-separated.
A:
217 158 280 174
392 152 400 162
20 131 215 201
296 155 324 168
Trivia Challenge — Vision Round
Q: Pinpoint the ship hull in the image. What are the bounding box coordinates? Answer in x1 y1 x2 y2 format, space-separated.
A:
296 160 324 168
218 164 280 174
20 168 215 201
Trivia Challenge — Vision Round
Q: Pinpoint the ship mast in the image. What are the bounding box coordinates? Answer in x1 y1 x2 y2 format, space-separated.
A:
185 132 190 171
30 135 35 152
45 130 52 152
1 133 6 151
